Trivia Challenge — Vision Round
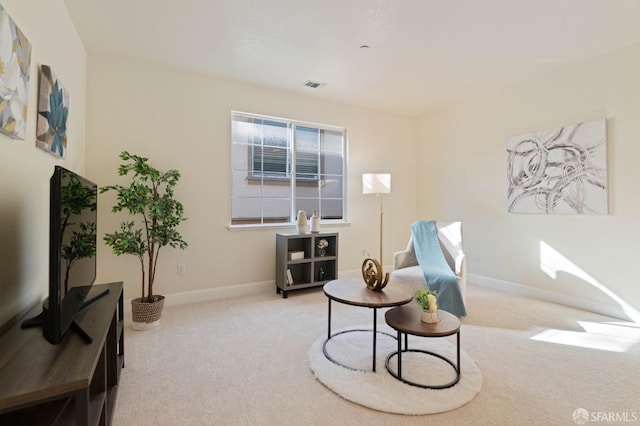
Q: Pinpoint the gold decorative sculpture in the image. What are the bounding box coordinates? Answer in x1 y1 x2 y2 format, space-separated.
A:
361 258 389 291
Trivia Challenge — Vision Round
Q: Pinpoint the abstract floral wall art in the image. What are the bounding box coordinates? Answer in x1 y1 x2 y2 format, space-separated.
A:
0 3 32 140
36 65 69 158
507 118 607 214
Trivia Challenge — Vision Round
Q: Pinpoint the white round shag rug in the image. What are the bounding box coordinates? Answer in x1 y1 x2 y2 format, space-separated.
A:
309 324 482 415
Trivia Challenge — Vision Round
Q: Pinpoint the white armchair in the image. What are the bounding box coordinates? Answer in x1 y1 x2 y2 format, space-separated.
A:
390 221 466 302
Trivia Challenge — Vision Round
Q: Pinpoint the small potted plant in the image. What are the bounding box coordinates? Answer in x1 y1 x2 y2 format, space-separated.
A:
101 151 188 330
414 288 439 323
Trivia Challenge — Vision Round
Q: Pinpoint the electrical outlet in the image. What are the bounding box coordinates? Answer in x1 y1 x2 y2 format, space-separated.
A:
475 255 481 263
177 264 186 275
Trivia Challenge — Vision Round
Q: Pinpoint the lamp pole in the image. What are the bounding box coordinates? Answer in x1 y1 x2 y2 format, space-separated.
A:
378 193 384 266
362 173 391 267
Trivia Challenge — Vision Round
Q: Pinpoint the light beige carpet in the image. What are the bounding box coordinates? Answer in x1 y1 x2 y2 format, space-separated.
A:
113 282 640 425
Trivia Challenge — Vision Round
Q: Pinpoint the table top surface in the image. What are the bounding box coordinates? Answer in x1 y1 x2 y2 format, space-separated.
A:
385 304 460 337
323 278 414 308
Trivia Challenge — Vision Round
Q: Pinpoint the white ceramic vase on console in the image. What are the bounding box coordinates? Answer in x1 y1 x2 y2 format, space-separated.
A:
296 210 308 234
310 209 320 233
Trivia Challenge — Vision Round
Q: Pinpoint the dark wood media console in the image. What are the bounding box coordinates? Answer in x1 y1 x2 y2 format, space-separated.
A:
0 282 124 425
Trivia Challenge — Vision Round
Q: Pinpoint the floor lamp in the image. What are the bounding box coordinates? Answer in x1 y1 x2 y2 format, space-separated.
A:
362 173 391 266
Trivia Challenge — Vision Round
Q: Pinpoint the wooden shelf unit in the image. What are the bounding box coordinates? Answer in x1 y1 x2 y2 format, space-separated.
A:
276 232 338 298
0 282 124 426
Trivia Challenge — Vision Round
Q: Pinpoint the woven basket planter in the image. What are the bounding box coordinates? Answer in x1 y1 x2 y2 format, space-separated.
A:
131 296 165 330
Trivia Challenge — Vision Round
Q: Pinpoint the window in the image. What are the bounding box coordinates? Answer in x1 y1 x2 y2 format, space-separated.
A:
231 112 346 226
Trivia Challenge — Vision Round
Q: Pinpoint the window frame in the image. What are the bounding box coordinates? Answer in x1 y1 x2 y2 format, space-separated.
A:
229 111 348 229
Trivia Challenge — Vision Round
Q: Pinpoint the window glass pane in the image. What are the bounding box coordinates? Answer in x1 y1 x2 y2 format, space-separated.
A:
295 151 318 179
262 173 291 197
252 146 290 177
231 170 261 197
231 115 258 145
320 199 343 220
321 175 343 198
296 126 319 150
231 112 345 225
231 143 250 172
263 120 289 148
294 199 319 218
320 151 343 175
296 180 320 198
321 129 343 153
231 197 262 225
263 197 290 222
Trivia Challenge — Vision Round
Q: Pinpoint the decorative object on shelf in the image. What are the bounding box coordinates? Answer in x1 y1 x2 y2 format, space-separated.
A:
507 118 607 214
310 209 320 233
362 173 391 265
36 65 68 158
101 151 188 330
318 266 325 281
317 238 328 256
288 250 304 260
0 4 32 140
296 210 308 233
415 288 439 323
361 257 389 291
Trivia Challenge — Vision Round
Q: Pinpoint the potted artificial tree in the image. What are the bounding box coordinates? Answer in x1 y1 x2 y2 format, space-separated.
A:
101 151 188 330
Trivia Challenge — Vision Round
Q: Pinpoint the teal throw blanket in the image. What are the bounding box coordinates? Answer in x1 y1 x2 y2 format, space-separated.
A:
411 220 467 317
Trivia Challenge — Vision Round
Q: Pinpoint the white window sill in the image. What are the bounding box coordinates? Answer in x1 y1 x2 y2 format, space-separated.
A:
227 220 351 231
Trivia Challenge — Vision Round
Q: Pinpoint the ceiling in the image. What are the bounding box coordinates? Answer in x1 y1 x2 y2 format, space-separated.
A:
63 0 640 116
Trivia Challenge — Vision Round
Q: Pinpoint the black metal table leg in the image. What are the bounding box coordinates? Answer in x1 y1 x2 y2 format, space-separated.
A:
327 298 332 340
397 330 402 378
457 330 460 373
372 308 377 372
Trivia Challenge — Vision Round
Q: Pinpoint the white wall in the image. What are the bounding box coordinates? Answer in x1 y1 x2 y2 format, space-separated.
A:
85 54 418 301
418 42 640 316
0 0 86 327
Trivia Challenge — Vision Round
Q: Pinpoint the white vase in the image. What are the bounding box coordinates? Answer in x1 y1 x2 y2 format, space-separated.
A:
296 210 308 234
421 310 438 323
310 209 320 233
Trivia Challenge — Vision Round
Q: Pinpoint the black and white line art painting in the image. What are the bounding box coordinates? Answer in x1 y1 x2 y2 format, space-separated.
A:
507 119 607 214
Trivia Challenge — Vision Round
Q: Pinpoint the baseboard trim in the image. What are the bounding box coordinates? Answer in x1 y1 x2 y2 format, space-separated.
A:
123 280 274 313
122 272 634 321
121 269 370 312
469 273 635 321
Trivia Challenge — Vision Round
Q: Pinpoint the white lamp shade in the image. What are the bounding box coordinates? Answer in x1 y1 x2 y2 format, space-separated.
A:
362 173 391 194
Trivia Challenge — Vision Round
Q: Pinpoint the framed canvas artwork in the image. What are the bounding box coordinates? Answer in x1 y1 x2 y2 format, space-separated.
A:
36 65 69 158
0 3 32 140
507 118 607 214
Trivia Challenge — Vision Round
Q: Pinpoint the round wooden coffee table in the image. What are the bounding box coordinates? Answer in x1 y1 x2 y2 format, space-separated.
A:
384 303 461 388
323 278 414 372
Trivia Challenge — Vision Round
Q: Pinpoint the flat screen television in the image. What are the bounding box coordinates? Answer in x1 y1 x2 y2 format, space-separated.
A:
23 166 104 344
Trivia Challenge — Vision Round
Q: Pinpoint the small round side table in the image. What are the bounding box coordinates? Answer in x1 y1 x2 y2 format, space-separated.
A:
384 304 461 389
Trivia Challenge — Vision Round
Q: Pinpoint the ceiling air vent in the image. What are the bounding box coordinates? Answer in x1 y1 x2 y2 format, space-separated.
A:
303 80 327 89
